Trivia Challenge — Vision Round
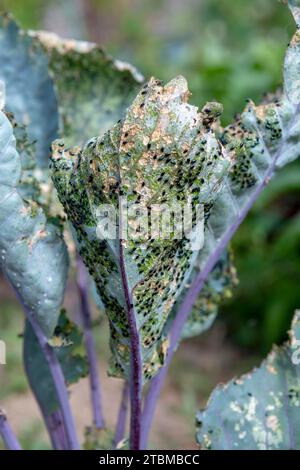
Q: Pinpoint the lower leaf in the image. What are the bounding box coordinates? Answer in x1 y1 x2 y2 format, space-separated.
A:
196 310 300 450
24 310 88 417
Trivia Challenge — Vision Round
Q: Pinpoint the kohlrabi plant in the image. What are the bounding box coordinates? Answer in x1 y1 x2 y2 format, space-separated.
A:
0 0 300 451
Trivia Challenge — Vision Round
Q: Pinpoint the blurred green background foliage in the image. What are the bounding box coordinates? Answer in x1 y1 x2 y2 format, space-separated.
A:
2 0 300 353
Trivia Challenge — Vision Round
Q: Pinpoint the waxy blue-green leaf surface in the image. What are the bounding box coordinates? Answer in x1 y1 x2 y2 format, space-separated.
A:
163 249 237 341
0 109 68 336
196 310 300 450
0 14 58 167
181 250 237 339
24 310 88 416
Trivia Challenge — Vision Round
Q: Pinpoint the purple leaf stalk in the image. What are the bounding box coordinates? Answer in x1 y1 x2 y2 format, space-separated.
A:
113 381 129 448
0 410 22 450
24 308 80 450
76 256 105 430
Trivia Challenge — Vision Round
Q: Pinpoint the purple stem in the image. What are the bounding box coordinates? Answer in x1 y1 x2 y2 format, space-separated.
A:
24 342 68 449
140 103 300 448
76 256 105 429
10 283 80 449
0 410 22 450
119 237 143 450
118 193 143 450
25 312 80 450
113 381 129 448
44 410 68 450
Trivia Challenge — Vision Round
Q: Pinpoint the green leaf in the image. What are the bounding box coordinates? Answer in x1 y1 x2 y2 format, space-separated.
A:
0 108 68 336
181 250 237 340
50 76 231 380
197 81 300 272
163 249 237 341
166 0 300 343
83 426 114 450
31 30 144 146
0 14 58 167
24 310 88 416
196 310 300 450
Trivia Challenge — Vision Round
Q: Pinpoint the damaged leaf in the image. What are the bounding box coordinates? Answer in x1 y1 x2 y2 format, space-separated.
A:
182 250 237 340
83 426 114 450
163 249 237 341
30 29 144 146
50 76 230 380
196 310 300 450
